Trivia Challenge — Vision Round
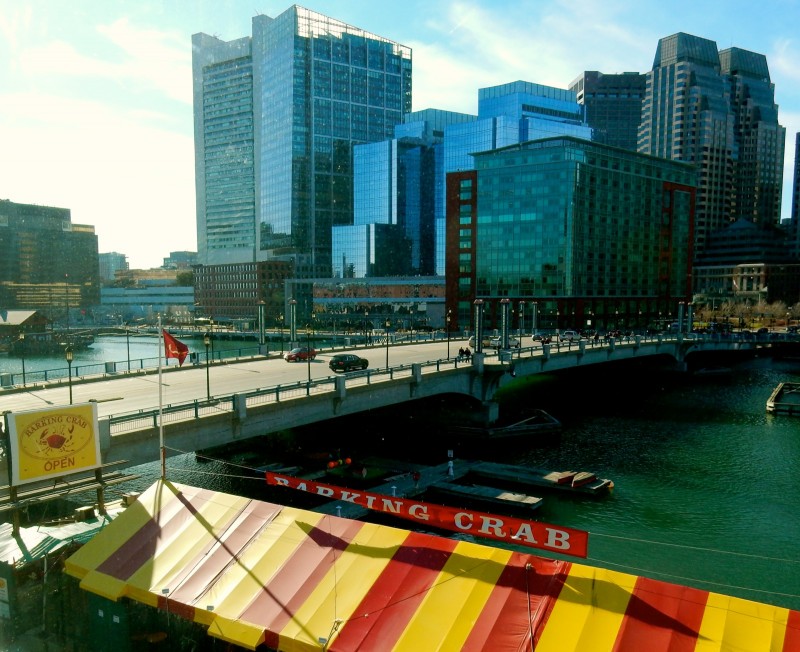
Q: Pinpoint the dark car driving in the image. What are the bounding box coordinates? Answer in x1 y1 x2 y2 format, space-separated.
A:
329 353 369 373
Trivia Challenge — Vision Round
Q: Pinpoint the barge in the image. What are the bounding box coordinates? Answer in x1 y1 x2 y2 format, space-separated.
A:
469 461 614 496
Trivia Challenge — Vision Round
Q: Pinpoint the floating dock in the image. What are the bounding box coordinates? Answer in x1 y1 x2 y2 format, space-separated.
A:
427 481 543 513
766 382 800 415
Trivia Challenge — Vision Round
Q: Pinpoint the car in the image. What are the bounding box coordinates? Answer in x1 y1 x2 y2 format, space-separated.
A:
559 330 581 342
489 336 520 349
283 346 317 362
329 353 369 373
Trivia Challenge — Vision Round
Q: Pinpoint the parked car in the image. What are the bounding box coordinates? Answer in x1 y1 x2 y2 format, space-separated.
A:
283 346 317 362
329 353 369 373
559 330 581 342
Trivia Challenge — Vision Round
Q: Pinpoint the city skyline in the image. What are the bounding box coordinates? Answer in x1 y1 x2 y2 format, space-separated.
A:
2 0 800 269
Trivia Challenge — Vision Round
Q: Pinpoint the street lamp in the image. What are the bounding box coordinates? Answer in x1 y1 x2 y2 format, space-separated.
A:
19 332 26 386
65 346 74 404
125 325 131 372
364 311 369 347
289 299 297 347
519 301 525 344
385 319 391 369
305 325 312 383
446 309 451 359
258 300 266 346
279 314 284 354
203 332 211 401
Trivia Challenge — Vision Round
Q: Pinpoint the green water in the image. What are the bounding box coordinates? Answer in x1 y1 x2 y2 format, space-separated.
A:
123 353 800 612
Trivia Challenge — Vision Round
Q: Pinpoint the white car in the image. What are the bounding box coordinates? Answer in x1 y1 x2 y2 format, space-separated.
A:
489 336 520 349
559 330 581 342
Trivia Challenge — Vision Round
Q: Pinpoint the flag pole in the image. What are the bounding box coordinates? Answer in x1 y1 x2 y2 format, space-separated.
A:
158 315 166 479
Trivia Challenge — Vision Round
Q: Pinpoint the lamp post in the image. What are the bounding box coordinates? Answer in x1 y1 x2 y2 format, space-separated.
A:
531 301 538 337
289 299 297 348
446 309 451 359
19 333 26 386
65 346 74 404
364 311 369 347
258 300 266 346
305 325 312 383
385 319 391 369
473 299 485 354
519 301 525 345
125 325 131 372
203 332 211 401
279 314 284 353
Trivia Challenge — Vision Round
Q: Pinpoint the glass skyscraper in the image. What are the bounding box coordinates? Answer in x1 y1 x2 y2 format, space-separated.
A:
446 137 696 332
569 71 646 151
192 6 412 276
637 33 785 256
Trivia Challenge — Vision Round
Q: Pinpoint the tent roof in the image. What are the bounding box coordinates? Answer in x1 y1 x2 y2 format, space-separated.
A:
65 480 800 651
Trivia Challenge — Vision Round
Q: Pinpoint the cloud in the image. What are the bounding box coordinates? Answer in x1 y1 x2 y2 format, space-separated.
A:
0 91 195 268
16 18 191 107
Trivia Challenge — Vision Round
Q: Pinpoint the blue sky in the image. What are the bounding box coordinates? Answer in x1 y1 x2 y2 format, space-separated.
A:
2 0 799 268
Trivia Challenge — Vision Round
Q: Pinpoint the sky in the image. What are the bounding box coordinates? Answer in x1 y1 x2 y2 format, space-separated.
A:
2 0 800 269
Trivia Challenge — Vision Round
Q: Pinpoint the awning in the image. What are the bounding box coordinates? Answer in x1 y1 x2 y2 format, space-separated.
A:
65 480 800 651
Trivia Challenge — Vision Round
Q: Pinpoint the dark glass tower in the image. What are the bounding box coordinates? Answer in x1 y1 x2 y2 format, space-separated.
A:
569 71 646 151
638 33 785 257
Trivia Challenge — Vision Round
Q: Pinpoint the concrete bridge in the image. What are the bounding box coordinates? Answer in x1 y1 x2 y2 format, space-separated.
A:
84 333 759 471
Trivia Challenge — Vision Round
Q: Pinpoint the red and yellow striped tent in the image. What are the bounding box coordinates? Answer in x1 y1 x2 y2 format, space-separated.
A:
65 481 800 651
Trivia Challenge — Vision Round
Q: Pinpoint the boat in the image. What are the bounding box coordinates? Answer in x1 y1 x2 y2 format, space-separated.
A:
427 481 543 514
693 365 732 378
448 409 561 441
10 331 93 355
468 461 614 496
766 382 800 415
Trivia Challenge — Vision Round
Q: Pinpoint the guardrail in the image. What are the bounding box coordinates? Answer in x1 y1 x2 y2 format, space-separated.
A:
106 355 471 435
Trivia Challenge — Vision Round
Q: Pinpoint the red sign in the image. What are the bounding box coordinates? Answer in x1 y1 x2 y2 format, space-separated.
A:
266 472 588 558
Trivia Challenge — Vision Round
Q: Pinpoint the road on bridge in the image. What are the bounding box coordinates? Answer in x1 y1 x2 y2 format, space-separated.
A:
0 339 472 418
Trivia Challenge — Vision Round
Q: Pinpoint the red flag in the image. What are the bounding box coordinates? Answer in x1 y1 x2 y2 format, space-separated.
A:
163 330 189 366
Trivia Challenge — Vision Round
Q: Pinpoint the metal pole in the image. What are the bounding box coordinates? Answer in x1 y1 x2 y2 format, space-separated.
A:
306 327 311 383
204 332 211 400
19 334 26 386
385 320 390 369
289 299 297 345
473 299 484 354
500 298 510 349
125 326 130 372
258 301 266 346
446 310 451 359
519 301 525 345
65 347 73 404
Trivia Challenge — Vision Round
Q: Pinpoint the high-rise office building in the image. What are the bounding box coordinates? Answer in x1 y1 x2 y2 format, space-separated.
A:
637 33 785 256
0 199 100 313
192 6 412 278
336 109 474 278
446 137 696 331
569 71 646 151
99 252 129 283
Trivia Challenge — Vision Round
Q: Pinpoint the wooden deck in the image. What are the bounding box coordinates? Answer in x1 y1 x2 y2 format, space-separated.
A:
427 481 543 512
767 382 800 415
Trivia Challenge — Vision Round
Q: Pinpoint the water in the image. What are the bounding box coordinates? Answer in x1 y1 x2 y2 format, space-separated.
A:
0 333 265 381
14 338 800 612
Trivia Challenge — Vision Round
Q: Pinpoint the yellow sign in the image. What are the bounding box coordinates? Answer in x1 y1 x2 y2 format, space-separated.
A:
7 403 101 485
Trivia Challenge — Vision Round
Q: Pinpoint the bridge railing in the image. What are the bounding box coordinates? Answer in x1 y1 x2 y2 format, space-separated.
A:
106 354 473 435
